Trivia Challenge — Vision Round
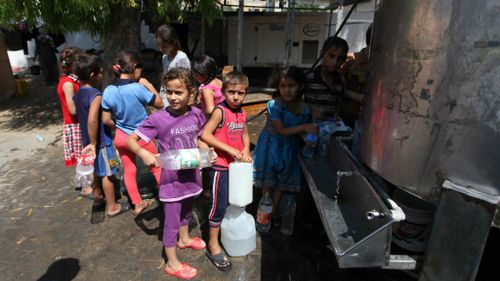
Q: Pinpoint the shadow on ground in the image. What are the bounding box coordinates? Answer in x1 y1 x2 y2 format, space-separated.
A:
0 77 61 131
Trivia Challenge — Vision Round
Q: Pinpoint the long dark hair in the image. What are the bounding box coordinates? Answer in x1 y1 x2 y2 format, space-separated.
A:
270 66 306 99
191 55 218 84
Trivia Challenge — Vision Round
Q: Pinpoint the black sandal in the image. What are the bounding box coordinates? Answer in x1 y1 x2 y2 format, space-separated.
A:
205 251 232 271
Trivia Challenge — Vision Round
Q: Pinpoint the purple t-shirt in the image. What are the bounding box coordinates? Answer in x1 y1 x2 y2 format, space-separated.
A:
135 106 206 202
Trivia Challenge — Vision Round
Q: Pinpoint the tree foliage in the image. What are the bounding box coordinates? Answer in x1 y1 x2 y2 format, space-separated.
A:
0 0 221 34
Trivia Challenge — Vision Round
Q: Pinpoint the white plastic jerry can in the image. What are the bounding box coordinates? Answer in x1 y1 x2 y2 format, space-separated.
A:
221 205 257 257
228 162 253 207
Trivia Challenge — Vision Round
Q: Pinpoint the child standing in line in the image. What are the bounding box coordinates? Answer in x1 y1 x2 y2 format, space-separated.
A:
102 50 163 216
56 47 89 194
191 55 225 115
156 24 191 107
73 53 130 223
200 71 252 271
253 67 317 232
127 68 208 280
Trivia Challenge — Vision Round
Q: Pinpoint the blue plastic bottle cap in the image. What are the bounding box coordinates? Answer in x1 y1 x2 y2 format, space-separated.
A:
306 134 317 142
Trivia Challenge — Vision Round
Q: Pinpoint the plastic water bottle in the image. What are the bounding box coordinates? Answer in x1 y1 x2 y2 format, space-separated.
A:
302 133 318 158
35 134 44 142
221 205 257 257
279 193 296 236
75 154 94 187
157 148 214 170
256 192 273 233
318 135 330 157
228 162 253 207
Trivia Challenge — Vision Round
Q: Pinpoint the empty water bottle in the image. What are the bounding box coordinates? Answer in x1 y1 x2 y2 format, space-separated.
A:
302 133 318 158
279 193 296 236
157 148 214 170
256 192 273 233
75 154 94 187
318 135 330 157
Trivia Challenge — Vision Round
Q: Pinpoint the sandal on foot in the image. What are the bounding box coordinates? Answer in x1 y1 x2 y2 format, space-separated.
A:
106 202 131 218
205 251 232 271
80 187 94 200
165 263 197 280
133 199 156 217
90 203 105 224
177 237 206 250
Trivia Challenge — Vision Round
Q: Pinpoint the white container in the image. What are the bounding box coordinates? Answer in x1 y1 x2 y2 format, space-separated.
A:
228 162 253 207
221 205 256 257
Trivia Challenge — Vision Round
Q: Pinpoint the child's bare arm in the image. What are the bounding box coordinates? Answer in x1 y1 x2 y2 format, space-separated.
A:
200 108 242 160
62 82 77 115
271 119 317 136
139 78 164 109
102 111 115 128
84 96 101 158
202 89 216 115
126 132 158 167
240 126 252 162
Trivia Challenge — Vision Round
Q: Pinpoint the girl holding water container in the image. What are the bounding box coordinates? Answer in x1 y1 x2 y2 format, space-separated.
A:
253 67 317 233
127 68 211 280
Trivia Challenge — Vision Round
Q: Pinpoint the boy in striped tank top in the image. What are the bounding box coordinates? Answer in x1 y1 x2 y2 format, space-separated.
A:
200 71 252 271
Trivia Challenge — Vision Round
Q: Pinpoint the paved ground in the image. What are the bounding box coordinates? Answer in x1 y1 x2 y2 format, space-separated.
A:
0 76 426 281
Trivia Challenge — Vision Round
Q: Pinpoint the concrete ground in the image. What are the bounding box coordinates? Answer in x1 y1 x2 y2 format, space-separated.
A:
0 76 425 281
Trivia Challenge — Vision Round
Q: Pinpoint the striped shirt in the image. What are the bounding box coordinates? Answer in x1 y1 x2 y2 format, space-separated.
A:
304 66 345 118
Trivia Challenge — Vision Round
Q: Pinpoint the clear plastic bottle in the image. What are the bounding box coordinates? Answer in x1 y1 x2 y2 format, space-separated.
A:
302 133 318 158
256 192 273 233
279 193 296 236
75 163 94 187
318 135 330 157
157 148 214 170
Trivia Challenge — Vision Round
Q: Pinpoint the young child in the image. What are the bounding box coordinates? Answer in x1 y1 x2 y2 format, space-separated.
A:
102 50 163 216
304 36 350 121
191 55 225 115
127 68 208 280
56 47 90 194
156 24 191 107
73 53 130 223
253 67 317 232
200 71 252 271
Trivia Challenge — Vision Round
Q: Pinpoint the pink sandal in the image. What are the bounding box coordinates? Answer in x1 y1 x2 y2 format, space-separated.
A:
165 263 197 280
177 237 206 250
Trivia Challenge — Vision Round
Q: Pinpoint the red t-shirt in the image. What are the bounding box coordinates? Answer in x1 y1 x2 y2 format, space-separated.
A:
57 75 80 124
213 102 247 169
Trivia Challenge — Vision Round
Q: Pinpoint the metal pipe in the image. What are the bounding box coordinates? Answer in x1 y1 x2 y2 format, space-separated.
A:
284 0 296 67
236 0 244 71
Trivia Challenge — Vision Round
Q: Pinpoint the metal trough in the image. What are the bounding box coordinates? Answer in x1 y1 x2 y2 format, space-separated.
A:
300 137 399 268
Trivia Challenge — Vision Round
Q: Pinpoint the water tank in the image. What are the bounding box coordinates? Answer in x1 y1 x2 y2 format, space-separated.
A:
361 0 500 202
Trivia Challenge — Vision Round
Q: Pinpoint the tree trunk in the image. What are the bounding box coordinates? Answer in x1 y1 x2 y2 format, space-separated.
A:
102 4 141 83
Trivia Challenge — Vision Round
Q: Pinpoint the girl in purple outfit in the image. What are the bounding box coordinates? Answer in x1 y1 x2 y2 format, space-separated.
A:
127 67 212 280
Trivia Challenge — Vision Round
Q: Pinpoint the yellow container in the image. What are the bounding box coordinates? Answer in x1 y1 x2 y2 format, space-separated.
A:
15 79 28 96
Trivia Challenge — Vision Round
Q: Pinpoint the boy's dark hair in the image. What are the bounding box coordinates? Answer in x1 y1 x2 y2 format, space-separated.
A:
271 67 306 98
73 53 103 82
191 55 218 83
112 50 142 75
156 24 182 51
59 47 83 75
321 36 349 54
222 71 249 92
163 67 196 94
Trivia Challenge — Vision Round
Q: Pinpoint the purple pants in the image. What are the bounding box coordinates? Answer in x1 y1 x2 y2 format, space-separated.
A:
162 197 194 248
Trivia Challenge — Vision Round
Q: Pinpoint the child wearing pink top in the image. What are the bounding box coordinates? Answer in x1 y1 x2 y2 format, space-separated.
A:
191 55 225 115
200 71 252 271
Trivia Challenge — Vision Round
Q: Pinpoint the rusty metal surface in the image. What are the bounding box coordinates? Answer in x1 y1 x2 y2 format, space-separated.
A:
361 0 500 201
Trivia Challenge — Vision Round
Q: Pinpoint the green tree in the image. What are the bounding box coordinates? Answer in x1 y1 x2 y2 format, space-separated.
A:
0 0 221 76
